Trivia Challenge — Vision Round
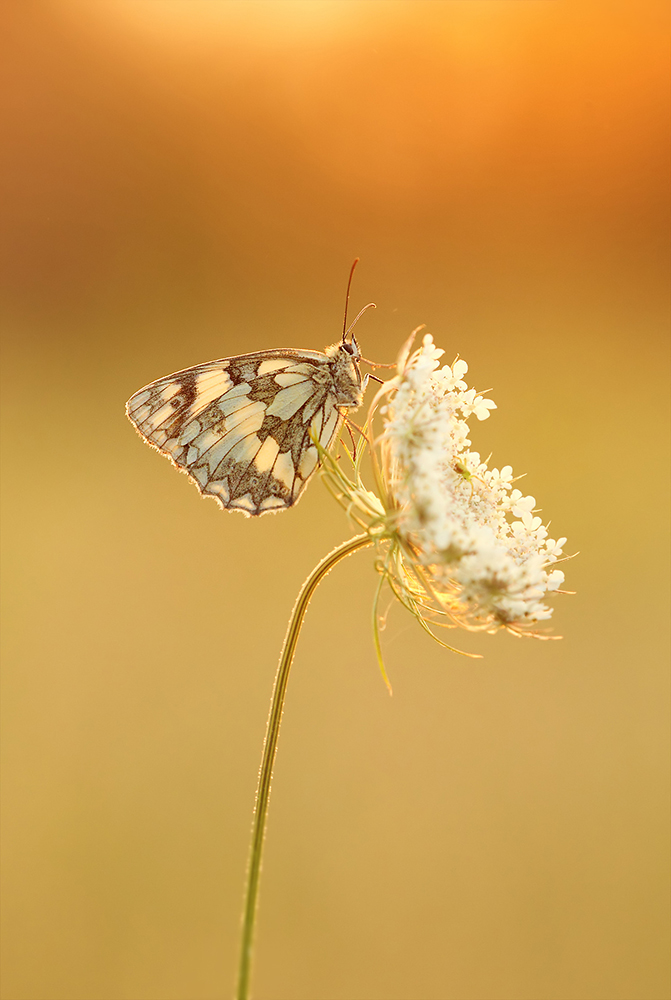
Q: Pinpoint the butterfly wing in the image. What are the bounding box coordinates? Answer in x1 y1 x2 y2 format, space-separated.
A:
126 350 347 515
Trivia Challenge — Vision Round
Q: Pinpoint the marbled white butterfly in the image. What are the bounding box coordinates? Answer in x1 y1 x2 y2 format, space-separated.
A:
126 265 375 516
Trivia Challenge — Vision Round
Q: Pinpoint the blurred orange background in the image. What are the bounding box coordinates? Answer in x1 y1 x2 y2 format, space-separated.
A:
1 2 669 999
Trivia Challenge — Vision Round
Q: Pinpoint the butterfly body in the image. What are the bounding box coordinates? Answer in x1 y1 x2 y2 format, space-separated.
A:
126 340 364 516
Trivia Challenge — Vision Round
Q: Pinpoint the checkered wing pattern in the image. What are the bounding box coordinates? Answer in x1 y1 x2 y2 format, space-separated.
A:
126 346 363 516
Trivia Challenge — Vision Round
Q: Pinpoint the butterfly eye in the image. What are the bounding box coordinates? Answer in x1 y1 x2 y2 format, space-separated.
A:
342 335 362 361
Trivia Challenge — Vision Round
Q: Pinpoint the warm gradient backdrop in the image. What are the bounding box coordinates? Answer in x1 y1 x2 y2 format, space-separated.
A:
2 2 669 999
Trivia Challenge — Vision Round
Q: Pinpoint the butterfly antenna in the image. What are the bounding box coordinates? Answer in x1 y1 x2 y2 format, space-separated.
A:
342 258 360 342
345 301 376 340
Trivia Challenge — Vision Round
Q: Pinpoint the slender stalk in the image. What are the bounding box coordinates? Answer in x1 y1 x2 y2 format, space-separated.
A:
236 533 373 1000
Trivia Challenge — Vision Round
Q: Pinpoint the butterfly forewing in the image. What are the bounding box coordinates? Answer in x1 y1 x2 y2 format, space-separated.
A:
126 346 363 516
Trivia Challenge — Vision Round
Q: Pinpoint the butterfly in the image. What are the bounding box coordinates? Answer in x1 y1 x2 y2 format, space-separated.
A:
125 306 376 516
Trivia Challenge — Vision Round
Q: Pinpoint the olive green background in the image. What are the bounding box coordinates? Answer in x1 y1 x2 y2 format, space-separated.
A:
2 2 669 999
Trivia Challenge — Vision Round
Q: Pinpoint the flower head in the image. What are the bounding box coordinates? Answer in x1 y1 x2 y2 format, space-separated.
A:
319 330 569 681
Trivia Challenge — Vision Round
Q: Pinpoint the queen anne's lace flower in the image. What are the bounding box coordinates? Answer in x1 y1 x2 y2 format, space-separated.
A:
318 330 569 670
381 333 567 630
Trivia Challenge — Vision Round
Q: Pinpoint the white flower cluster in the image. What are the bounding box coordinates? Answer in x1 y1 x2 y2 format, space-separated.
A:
382 334 566 631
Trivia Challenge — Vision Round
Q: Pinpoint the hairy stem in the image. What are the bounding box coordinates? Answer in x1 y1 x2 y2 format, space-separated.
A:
236 533 373 1000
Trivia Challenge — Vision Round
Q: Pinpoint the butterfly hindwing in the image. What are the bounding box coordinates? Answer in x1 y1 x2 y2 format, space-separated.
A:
126 348 359 516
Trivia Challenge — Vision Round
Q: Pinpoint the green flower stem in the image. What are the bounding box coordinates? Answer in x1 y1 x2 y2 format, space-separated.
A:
236 532 373 1000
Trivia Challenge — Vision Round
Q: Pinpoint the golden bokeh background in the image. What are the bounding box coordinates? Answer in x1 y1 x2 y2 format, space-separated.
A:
2 2 669 998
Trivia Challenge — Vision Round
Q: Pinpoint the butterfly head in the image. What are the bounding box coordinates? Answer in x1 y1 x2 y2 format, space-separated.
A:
341 333 361 361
